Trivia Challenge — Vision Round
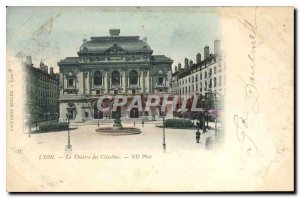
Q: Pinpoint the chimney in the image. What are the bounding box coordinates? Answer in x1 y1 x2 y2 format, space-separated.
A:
82 38 87 44
109 29 120 36
196 53 201 63
25 56 33 66
50 67 54 75
204 45 210 60
44 65 48 73
214 40 221 55
189 60 193 66
174 65 178 72
40 60 48 73
184 58 189 68
178 62 182 70
39 59 44 70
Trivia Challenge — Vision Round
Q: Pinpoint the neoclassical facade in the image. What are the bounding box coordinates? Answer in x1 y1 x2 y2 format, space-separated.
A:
58 29 173 122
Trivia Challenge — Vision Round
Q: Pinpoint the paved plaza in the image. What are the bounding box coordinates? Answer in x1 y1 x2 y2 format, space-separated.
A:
10 121 224 192
24 121 222 155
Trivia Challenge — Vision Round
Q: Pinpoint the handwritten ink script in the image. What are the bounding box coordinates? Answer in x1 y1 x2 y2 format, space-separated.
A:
234 9 260 157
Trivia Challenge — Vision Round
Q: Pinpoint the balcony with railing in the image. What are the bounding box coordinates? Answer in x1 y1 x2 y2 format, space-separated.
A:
92 84 104 89
64 86 79 94
110 84 122 90
155 83 166 88
127 84 141 89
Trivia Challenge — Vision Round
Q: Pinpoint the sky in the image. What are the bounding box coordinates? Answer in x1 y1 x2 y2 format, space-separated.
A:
7 7 220 72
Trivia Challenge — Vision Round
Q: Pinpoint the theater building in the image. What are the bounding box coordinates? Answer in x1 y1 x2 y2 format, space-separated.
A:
58 29 173 122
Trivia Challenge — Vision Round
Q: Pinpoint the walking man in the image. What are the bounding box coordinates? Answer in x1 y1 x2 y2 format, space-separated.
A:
196 131 201 143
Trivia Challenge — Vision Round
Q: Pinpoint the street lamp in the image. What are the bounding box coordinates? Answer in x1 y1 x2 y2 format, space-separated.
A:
214 91 218 133
201 95 207 133
162 111 166 152
133 109 136 127
196 116 201 143
97 110 100 127
65 113 72 151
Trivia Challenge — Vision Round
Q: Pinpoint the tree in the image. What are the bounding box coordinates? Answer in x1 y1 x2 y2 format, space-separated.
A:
25 98 43 130
203 89 215 128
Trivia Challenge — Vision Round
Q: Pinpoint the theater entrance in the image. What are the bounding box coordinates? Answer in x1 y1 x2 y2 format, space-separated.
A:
130 108 139 118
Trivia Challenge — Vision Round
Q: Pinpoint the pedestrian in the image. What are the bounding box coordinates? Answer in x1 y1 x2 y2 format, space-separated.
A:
142 120 144 127
196 131 201 143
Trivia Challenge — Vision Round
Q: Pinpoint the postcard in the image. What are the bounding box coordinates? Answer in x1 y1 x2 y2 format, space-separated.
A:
6 6 294 192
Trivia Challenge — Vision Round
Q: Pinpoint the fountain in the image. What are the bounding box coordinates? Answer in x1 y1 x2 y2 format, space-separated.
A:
112 111 123 130
95 111 141 135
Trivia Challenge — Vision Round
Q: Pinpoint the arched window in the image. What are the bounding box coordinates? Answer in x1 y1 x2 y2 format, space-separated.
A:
112 71 120 85
94 71 102 86
67 72 74 88
158 76 164 85
129 70 138 85
68 79 74 87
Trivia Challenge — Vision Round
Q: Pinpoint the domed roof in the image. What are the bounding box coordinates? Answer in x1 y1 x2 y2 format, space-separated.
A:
79 31 152 54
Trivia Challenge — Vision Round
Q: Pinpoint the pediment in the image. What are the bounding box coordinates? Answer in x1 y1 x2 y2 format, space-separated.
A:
105 44 127 55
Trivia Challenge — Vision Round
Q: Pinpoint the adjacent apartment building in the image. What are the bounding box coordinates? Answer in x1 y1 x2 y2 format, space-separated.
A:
171 40 225 98
20 55 60 122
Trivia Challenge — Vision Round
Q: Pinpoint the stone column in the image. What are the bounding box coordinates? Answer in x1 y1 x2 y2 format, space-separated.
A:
64 74 68 91
125 71 128 94
74 73 77 91
142 71 145 93
59 73 64 95
75 103 83 122
106 70 110 94
79 71 84 94
138 73 141 87
83 72 86 94
88 71 91 94
149 75 152 94
145 70 149 93
91 76 94 91
122 70 126 94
